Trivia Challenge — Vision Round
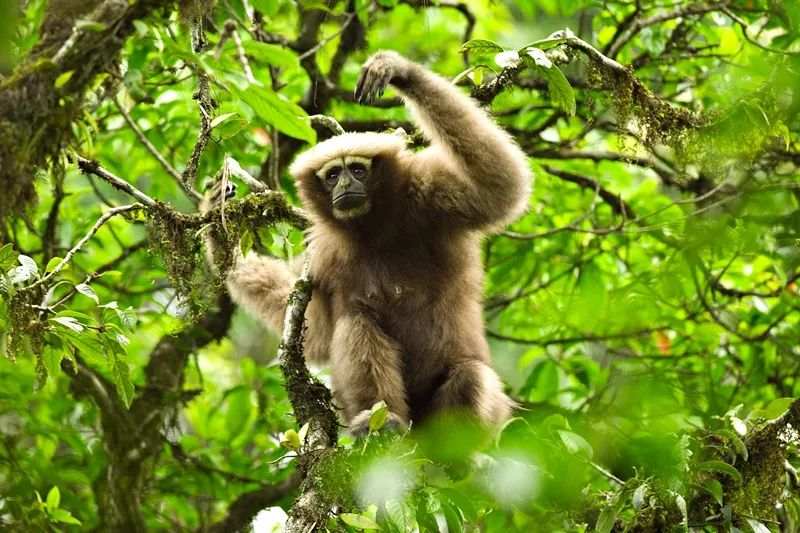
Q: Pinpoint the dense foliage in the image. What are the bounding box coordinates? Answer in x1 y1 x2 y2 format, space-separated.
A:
1 0 799 531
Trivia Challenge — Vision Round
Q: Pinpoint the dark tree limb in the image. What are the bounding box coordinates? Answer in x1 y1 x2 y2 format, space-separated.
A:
542 164 635 218
87 295 235 532
205 474 301 533
0 0 175 223
276 262 341 533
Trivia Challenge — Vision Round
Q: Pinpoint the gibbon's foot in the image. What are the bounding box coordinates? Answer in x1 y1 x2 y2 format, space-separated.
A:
348 409 408 437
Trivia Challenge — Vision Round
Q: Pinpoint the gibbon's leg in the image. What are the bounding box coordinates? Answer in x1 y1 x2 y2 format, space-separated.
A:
330 312 409 434
432 360 513 425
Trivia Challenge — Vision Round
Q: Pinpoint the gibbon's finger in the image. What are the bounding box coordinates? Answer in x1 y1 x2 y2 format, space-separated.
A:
355 67 369 103
360 72 378 104
224 181 237 199
368 69 391 103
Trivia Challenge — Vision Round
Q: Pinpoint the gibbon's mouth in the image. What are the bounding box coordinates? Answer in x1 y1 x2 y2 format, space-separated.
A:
332 196 371 220
333 192 368 211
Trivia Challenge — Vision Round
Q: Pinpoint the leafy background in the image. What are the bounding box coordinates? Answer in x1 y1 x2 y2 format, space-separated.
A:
1 0 799 531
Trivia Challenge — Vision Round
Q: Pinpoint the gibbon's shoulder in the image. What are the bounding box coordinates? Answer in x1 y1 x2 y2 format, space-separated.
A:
289 132 408 180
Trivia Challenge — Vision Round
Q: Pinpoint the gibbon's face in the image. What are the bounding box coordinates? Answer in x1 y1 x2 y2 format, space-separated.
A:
316 156 373 220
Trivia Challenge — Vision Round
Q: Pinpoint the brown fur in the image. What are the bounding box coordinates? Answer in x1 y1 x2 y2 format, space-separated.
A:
212 51 532 430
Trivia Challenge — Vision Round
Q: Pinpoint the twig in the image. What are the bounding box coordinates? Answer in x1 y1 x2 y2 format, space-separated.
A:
76 156 158 208
206 474 301 533
182 71 214 198
542 165 635 218
114 98 202 202
23 203 143 291
721 7 800 56
224 20 257 83
605 2 730 59
297 13 356 61
224 156 267 191
591 461 625 486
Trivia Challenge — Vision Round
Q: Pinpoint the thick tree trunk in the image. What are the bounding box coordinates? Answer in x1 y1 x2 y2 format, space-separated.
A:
0 0 173 222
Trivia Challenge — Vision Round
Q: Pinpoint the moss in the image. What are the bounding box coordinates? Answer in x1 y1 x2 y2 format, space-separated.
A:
726 420 787 520
5 290 45 364
598 63 786 190
146 203 211 317
145 191 304 316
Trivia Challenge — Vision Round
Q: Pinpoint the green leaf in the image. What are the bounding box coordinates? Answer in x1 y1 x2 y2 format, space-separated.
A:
0 243 17 271
42 346 64 381
210 112 239 129
54 71 74 88
110 355 134 408
702 479 723 506
525 47 552 68
353 0 369 27
51 316 84 333
75 19 107 32
746 519 771 533
731 416 748 436
243 41 299 69
557 429 593 459
75 283 99 303
520 359 559 402
132 20 149 37
753 397 796 420
44 257 64 274
595 501 618 533
534 63 575 117
441 500 463 533
281 429 300 450
230 84 315 143
252 0 279 16
696 460 743 484
368 400 388 432
50 508 81 525
522 34 569 51
57 327 106 360
46 486 60 512
717 429 748 460
240 230 255 256
340 512 380 530
460 39 504 54
225 387 252 437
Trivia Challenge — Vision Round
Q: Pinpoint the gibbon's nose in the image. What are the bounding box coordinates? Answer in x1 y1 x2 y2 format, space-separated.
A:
333 171 367 209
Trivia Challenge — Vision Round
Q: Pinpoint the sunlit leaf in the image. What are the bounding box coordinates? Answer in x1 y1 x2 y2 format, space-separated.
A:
340 512 379 530
229 84 315 143
696 460 743 484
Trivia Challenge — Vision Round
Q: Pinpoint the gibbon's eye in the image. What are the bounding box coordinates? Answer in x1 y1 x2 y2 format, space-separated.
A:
349 163 367 178
325 166 341 185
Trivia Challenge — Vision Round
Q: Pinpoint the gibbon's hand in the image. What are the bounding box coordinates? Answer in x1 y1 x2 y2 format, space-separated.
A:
200 179 236 213
355 51 410 104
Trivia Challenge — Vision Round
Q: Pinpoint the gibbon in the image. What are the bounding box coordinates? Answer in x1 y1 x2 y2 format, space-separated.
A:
204 51 532 434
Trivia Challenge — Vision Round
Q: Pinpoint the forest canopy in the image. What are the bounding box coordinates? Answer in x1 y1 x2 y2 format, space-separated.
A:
1 0 800 532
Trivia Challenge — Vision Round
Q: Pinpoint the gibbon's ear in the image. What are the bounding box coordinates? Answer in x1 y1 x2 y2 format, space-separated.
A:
289 132 407 184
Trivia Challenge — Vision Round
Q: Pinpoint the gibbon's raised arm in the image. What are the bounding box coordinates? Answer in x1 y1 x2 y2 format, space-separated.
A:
355 51 532 230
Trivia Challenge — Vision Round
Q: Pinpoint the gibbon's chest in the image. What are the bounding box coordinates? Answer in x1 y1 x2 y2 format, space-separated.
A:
315 232 466 317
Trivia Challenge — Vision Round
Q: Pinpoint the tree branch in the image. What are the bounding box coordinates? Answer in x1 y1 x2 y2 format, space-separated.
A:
206 474 301 533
